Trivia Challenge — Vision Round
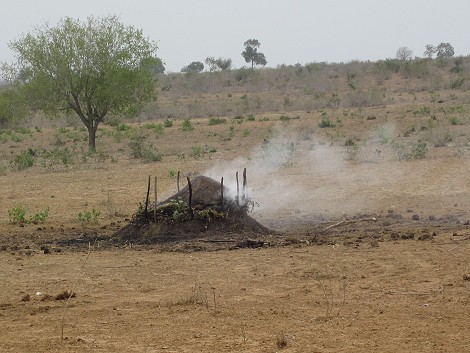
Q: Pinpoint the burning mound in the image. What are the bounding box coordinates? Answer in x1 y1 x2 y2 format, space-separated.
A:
112 175 273 246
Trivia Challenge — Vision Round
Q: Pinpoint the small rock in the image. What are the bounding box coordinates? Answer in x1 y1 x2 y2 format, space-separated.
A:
412 214 420 221
390 232 400 240
370 240 379 247
428 215 437 221
21 294 30 302
418 234 432 241
43 248 50 254
463 274 470 281
464 220 470 226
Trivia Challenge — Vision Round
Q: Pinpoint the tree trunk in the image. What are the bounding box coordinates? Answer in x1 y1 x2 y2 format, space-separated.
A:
87 123 99 151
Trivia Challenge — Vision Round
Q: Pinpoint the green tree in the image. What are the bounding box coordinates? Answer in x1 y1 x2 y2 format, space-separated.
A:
436 42 454 59
423 43 455 59
0 86 27 127
1 16 158 150
241 39 267 68
205 57 232 71
181 61 204 73
150 58 166 74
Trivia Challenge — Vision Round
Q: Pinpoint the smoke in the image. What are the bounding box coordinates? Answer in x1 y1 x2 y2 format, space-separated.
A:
203 122 470 229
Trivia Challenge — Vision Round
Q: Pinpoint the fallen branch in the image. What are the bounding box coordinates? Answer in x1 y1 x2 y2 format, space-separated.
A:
198 239 237 243
385 290 436 296
323 217 377 231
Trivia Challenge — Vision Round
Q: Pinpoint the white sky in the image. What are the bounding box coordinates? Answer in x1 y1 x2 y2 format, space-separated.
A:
1 0 470 73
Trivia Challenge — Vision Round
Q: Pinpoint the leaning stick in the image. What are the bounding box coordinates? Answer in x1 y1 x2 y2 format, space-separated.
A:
220 177 224 209
187 176 193 219
177 171 180 192
144 175 151 219
154 176 157 223
323 217 377 231
242 168 247 203
236 171 239 206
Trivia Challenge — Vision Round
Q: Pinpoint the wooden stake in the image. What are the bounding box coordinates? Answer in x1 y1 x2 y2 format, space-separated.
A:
242 168 247 203
145 175 151 220
236 171 239 206
220 177 224 210
187 176 193 219
177 171 180 192
154 176 157 223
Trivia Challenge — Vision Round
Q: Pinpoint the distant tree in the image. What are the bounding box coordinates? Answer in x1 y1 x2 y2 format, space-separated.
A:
241 39 267 68
151 58 166 74
424 44 436 59
1 16 158 150
423 43 455 59
181 61 204 73
396 46 413 61
205 57 232 71
436 42 455 59
0 87 27 127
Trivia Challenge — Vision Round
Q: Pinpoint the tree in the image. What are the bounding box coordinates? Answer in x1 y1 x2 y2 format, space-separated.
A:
205 57 232 71
423 43 455 59
424 44 436 58
436 42 454 59
241 39 267 68
396 46 413 61
181 61 204 73
0 86 27 128
151 58 166 74
1 16 158 150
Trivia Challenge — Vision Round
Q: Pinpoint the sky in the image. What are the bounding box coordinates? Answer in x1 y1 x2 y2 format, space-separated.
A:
1 0 470 73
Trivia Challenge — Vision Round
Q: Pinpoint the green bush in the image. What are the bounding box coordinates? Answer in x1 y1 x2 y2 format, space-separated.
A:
8 206 27 224
318 117 334 128
12 149 35 170
394 140 428 160
164 119 173 128
129 130 162 163
8 206 49 224
77 208 101 223
208 117 226 125
181 119 193 131
144 123 164 134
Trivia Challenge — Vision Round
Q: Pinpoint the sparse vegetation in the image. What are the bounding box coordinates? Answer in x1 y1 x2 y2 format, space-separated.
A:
77 208 101 224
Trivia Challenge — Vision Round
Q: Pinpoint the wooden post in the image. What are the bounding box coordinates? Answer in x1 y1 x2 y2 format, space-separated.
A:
144 175 151 220
187 176 193 219
154 176 157 223
220 177 224 210
177 171 180 192
236 171 239 206
242 168 247 204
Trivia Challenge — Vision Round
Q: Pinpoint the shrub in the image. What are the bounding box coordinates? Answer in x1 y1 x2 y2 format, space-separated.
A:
181 119 193 131
394 140 428 160
208 117 226 125
8 206 49 224
144 123 164 134
77 208 101 223
164 119 173 128
190 146 204 159
8 206 27 224
318 116 334 128
129 129 162 162
115 123 132 132
12 149 35 170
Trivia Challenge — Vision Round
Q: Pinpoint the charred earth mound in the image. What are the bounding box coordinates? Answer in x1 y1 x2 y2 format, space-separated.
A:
112 175 274 249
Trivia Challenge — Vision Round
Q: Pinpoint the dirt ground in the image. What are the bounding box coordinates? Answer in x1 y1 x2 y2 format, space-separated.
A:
1 100 470 351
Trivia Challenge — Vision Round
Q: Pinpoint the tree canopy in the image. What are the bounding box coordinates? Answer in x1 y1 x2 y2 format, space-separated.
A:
423 43 455 59
205 57 232 71
1 15 158 150
181 61 204 73
241 39 267 68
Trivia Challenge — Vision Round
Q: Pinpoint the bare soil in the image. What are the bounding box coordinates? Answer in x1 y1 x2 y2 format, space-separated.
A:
1 93 470 351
